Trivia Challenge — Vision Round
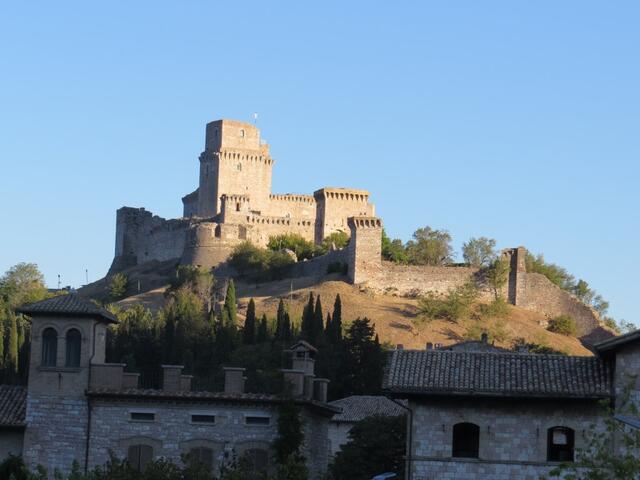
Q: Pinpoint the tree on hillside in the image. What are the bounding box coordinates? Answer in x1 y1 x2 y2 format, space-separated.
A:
0 263 49 308
108 273 128 301
462 237 497 267
257 314 269 343
242 299 256 345
320 231 350 253
485 257 510 299
268 234 316 261
406 227 454 266
312 296 324 344
224 280 237 328
301 293 315 341
381 229 408 264
326 294 343 343
6 311 18 375
342 318 384 395
329 414 406 480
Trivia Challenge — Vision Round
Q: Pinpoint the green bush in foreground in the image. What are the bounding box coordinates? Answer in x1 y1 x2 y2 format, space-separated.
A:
547 314 577 336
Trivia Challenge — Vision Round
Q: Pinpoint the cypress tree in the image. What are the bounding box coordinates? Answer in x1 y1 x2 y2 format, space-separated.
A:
7 312 18 374
283 311 292 341
301 292 315 340
0 308 5 369
313 296 324 344
257 314 269 343
328 294 343 343
224 279 237 328
242 299 256 345
276 298 286 340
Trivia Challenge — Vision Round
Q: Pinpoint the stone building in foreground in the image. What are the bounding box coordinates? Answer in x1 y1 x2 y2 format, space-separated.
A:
383 332 640 480
2 295 337 478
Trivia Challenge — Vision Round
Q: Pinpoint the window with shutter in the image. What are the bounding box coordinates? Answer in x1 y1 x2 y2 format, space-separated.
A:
42 328 58 367
127 444 153 471
65 328 81 367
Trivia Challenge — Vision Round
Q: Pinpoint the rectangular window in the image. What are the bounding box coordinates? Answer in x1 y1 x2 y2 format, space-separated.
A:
245 416 270 426
191 414 216 424
130 412 155 422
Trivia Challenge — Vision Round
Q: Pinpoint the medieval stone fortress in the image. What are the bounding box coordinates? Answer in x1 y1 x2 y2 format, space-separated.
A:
111 119 375 273
110 118 606 341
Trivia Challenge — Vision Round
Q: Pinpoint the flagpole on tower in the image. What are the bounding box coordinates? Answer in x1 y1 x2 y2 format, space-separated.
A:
253 112 258 125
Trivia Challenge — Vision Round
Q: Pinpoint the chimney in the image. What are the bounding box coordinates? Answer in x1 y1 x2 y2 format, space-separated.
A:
434 343 443 349
426 342 433 350
282 369 305 397
303 374 315 400
223 367 246 394
162 365 186 392
481 332 488 344
396 344 404 350
313 378 330 403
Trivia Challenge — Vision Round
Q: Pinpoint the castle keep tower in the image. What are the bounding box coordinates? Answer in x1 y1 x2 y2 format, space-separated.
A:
196 120 273 218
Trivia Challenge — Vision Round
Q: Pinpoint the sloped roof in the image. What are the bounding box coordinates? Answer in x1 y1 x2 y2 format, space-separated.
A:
0 385 27 428
18 295 117 324
87 388 340 415
594 329 640 353
383 350 612 399
329 395 406 423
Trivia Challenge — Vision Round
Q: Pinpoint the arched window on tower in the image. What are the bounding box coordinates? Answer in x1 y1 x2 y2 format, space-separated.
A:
42 328 58 367
65 328 81 367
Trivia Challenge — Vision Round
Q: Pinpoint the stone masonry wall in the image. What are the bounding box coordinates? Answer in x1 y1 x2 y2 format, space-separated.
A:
408 397 604 480
516 272 602 336
613 342 640 412
88 400 328 480
23 395 88 474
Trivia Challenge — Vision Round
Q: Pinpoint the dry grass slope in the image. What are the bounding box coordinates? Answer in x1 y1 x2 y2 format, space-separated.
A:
116 274 592 356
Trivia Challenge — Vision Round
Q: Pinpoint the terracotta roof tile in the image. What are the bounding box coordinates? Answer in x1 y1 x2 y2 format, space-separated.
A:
18 295 117 323
0 385 26 427
383 350 612 399
329 395 406 422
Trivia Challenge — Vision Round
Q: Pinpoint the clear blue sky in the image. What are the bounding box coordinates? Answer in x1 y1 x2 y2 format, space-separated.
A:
1 2 638 325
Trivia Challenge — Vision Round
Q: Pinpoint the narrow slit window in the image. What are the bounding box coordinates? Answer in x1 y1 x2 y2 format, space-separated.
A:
245 416 270 426
191 414 216 424
130 412 155 422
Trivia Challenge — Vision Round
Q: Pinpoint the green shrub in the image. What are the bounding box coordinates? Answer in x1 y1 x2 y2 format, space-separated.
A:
416 282 478 325
267 233 316 261
229 242 295 282
319 231 350 254
108 272 128 300
547 314 577 336
478 298 509 318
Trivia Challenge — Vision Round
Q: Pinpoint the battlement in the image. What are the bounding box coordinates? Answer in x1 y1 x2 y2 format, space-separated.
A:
246 214 313 228
348 216 383 229
269 194 315 204
314 188 370 202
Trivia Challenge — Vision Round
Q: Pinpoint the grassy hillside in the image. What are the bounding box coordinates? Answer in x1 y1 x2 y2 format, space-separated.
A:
116 274 592 356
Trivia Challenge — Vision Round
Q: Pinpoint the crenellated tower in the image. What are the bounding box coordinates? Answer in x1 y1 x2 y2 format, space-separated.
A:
197 120 274 218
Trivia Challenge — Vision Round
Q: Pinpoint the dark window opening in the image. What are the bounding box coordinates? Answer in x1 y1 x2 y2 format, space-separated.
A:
452 422 480 458
236 202 241 212
245 416 270 426
547 426 574 462
42 328 58 367
188 447 214 469
127 444 153 472
65 328 81 367
130 412 155 422
192 414 216 424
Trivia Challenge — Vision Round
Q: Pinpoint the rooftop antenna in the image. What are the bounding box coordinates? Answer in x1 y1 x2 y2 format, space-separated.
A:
253 112 258 125
57 274 61 290
85 269 89 285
